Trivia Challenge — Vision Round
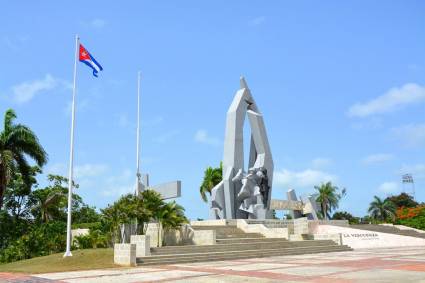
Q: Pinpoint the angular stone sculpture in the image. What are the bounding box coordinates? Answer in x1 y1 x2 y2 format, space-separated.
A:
270 189 321 220
210 77 274 219
138 173 181 200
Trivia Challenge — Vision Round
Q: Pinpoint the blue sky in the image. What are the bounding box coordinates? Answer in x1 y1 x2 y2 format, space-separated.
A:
1 1 424 219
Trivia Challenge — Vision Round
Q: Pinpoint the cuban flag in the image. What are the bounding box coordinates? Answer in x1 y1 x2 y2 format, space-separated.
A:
79 43 103 77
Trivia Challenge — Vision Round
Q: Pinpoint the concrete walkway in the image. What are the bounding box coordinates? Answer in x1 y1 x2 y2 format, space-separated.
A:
2 246 425 282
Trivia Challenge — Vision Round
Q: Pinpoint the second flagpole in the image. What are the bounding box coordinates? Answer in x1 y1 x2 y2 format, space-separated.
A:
64 34 79 257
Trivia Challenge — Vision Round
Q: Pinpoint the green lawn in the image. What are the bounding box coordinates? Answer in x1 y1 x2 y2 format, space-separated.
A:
0 248 119 274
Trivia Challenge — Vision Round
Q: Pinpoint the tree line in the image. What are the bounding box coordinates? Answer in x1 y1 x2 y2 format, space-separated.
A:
0 109 187 263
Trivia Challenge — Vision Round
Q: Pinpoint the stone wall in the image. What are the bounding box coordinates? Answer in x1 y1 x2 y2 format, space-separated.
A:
130 235 150 257
145 223 160 247
114 243 136 266
236 220 288 239
312 233 342 245
145 223 215 246
294 217 309 235
163 225 195 246
192 230 216 245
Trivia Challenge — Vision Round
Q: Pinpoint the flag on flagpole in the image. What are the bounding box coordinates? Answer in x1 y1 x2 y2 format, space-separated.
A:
79 43 103 77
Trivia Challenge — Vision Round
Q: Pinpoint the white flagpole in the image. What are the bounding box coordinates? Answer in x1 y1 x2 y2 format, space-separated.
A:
64 34 79 257
135 71 141 196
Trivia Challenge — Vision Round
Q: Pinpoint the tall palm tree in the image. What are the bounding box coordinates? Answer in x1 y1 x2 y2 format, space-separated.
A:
0 109 47 209
315 182 346 220
368 196 396 222
200 163 222 202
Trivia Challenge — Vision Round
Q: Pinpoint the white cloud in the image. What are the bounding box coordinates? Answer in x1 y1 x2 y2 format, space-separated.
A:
11 74 71 104
101 169 134 197
378 182 399 193
74 164 108 179
101 184 134 197
347 83 425 118
48 162 134 197
362 154 394 165
392 123 425 148
274 168 337 189
153 130 179 144
400 164 425 179
250 16 266 26
11 74 61 103
311 158 332 169
47 162 136 197
47 162 108 186
90 18 106 29
194 129 220 146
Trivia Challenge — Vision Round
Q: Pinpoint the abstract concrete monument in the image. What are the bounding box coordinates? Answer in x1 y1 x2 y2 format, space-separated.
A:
210 77 274 219
270 189 321 220
138 173 181 200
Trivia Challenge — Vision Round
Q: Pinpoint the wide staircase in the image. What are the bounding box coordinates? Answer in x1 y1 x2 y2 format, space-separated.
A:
351 224 425 239
137 225 352 265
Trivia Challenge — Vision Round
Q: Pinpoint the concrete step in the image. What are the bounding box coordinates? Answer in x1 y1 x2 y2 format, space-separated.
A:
216 237 287 244
151 240 336 255
192 225 264 239
138 245 352 265
217 233 263 239
191 226 239 233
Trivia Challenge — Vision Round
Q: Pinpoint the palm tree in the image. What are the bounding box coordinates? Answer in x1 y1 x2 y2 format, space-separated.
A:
31 188 65 222
368 196 396 222
315 182 346 220
200 163 222 202
155 201 187 247
0 109 47 209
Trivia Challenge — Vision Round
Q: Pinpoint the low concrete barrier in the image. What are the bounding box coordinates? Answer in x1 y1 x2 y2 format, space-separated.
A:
162 225 196 246
192 230 216 245
130 235 150 257
294 217 309 235
315 225 425 249
236 220 288 239
312 233 342 245
114 243 136 266
190 220 227 226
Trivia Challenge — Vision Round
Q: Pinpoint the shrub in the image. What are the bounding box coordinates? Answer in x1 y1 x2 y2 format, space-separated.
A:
395 205 425 230
73 235 92 249
332 211 360 224
73 229 107 249
0 221 66 263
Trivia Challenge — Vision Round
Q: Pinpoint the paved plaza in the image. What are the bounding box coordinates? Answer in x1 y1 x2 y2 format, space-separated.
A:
1 246 425 282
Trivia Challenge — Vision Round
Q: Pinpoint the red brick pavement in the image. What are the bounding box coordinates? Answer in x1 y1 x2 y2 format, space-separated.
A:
2 247 425 282
0 272 60 283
